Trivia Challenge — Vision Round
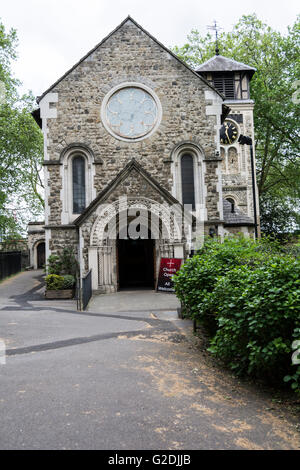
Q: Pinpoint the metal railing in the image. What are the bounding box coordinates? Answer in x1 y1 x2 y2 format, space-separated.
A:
81 269 92 311
0 251 22 281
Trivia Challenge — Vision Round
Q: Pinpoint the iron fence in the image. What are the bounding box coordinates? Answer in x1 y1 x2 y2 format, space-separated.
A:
0 251 22 281
82 269 92 310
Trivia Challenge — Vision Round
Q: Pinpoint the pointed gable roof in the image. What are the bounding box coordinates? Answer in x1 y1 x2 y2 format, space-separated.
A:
195 55 256 78
74 158 182 226
37 16 224 104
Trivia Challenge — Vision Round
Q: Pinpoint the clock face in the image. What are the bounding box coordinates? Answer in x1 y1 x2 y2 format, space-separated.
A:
220 121 238 145
105 87 158 139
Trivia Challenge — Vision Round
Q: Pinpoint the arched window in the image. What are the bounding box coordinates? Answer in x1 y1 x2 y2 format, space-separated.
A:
226 197 235 213
72 156 86 214
171 143 203 213
61 145 95 223
181 153 195 209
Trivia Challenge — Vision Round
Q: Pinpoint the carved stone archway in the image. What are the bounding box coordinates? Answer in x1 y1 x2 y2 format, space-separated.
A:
88 197 184 292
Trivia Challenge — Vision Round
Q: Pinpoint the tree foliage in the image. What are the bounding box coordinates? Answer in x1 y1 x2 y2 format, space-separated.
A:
172 14 300 235
259 192 300 239
0 18 43 238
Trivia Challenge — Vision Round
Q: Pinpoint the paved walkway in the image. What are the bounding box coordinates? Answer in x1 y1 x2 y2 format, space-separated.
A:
88 289 180 313
0 270 299 450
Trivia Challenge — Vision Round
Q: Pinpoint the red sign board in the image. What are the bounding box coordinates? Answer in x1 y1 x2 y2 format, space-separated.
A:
156 258 182 293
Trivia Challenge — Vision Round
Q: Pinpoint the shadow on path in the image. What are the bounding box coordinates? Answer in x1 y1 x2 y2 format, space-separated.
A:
4 271 45 308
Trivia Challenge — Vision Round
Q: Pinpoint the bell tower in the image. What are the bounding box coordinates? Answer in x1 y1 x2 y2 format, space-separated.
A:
196 55 259 233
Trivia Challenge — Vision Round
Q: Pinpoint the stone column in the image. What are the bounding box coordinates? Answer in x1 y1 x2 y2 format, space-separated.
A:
174 243 184 259
159 242 174 258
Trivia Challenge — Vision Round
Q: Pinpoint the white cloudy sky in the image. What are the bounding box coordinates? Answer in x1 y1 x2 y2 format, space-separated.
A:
1 0 299 99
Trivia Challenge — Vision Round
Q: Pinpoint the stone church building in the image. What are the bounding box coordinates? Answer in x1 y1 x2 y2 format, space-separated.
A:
29 16 259 293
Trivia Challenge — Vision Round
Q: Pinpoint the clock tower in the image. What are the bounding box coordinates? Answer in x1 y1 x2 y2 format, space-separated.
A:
196 55 260 235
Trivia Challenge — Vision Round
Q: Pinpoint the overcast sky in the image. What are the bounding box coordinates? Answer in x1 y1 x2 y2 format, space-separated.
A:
1 0 299 99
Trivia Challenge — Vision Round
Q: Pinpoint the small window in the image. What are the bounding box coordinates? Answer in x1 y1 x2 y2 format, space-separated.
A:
213 73 235 100
227 198 235 213
72 156 86 213
181 153 195 210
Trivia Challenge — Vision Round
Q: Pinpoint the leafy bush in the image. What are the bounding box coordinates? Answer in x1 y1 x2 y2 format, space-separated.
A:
45 274 65 290
173 236 277 330
62 274 75 289
45 274 75 290
46 247 79 277
174 236 300 395
47 255 63 275
59 247 79 277
208 258 300 386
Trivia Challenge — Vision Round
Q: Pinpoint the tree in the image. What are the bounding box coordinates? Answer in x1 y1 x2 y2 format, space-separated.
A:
0 19 43 239
259 193 299 240
172 14 300 236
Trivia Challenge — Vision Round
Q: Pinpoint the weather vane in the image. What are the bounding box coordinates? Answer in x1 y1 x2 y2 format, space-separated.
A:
207 20 222 56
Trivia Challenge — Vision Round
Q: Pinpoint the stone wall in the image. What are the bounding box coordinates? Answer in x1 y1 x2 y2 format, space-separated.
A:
0 239 28 252
41 18 223 226
204 161 220 220
48 228 78 257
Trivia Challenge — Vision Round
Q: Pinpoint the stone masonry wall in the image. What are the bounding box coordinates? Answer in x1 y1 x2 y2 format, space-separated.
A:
48 228 78 257
43 19 222 225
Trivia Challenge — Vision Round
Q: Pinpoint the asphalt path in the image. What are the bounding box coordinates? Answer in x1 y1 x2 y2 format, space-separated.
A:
0 270 299 450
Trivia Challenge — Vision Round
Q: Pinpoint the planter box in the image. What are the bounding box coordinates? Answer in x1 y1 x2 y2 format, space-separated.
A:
45 289 75 299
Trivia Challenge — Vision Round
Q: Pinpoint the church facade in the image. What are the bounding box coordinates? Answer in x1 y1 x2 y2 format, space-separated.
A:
29 17 259 292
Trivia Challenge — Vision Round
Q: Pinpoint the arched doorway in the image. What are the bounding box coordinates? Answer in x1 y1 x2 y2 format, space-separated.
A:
88 198 183 293
37 242 45 269
117 234 155 289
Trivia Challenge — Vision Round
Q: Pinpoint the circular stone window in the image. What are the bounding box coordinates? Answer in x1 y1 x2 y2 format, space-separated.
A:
101 83 162 141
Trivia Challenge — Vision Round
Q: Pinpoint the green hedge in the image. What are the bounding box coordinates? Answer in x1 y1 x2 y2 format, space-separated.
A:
174 237 274 329
173 237 300 395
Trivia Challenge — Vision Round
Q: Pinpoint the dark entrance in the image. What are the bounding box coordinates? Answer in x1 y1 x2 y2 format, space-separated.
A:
37 242 45 269
118 237 155 289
